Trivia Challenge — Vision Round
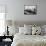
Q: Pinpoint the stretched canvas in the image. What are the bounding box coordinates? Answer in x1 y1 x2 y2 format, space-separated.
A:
24 5 37 15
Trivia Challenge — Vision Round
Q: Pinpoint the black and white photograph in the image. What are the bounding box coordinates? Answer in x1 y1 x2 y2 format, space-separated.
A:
24 5 37 15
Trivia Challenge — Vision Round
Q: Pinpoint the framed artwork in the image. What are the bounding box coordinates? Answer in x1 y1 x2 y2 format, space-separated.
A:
24 5 37 15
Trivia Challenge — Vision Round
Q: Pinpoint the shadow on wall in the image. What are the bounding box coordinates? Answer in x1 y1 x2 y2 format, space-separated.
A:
5 20 46 27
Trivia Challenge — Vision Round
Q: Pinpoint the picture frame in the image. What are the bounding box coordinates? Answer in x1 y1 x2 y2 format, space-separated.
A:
24 5 37 15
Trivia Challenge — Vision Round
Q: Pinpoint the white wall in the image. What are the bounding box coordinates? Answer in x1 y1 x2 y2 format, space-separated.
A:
0 0 46 22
